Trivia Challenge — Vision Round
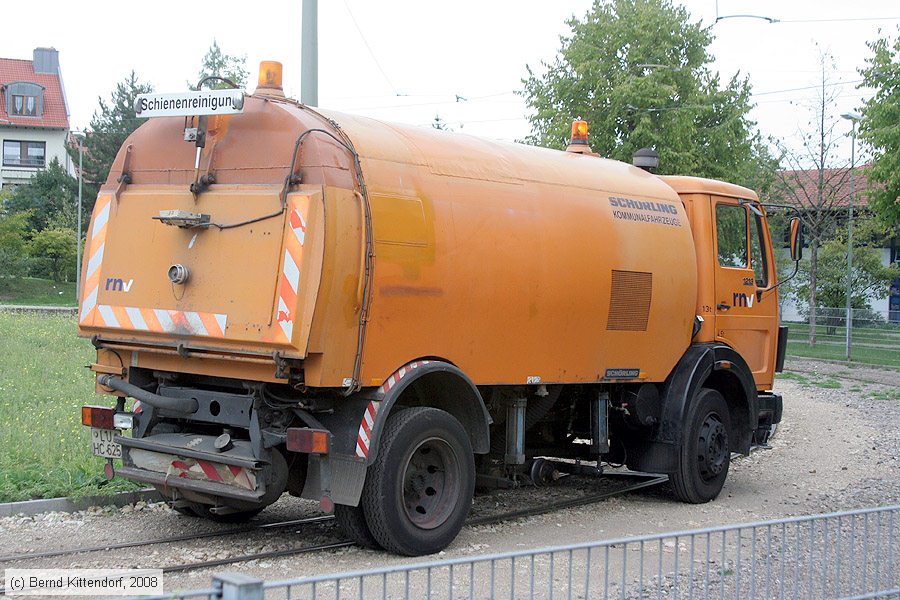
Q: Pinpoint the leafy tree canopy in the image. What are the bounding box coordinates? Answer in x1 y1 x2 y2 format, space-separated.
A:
3 158 78 232
792 215 899 311
190 40 249 90
522 0 776 190
859 30 900 226
69 72 153 207
0 210 31 278
28 227 77 283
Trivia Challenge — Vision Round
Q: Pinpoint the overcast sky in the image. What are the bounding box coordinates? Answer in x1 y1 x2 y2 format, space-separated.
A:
4 0 898 164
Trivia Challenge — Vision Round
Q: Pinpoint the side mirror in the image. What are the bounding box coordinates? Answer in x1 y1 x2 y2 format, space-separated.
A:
789 217 803 262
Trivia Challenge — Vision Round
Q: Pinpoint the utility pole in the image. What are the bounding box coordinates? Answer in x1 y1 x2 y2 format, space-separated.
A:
301 0 318 106
841 111 861 362
72 131 85 302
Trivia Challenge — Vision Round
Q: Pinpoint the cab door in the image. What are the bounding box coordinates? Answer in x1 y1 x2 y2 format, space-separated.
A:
712 197 777 386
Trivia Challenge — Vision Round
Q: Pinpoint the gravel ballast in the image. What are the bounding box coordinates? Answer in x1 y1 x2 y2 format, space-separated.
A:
0 357 896 597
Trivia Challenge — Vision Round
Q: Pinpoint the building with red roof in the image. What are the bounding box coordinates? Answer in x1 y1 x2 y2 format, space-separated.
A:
0 47 71 189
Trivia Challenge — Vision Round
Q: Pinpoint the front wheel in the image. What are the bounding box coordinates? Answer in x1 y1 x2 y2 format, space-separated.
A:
670 388 731 504
361 407 475 556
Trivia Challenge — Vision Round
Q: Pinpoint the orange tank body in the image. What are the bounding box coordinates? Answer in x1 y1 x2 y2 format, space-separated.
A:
78 97 698 389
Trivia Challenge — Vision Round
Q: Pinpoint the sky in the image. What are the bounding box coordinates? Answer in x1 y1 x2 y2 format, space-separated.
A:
3 0 898 164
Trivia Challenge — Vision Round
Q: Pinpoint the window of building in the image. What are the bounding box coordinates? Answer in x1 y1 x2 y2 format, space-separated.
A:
3 140 46 168
10 95 39 116
3 81 45 118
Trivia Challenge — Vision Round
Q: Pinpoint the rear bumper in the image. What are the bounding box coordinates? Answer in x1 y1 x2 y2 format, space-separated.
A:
115 465 263 503
115 433 267 503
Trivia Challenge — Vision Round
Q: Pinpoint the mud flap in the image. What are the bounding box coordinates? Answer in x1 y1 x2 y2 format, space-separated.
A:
300 453 368 506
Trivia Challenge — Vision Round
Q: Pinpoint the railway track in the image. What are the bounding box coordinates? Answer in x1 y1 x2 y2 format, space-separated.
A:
0 471 667 581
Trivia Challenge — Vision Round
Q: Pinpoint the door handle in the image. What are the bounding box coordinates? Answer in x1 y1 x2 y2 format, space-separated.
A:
716 303 731 311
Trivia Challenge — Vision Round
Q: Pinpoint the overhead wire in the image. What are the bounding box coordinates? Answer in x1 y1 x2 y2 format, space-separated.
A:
342 0 400 95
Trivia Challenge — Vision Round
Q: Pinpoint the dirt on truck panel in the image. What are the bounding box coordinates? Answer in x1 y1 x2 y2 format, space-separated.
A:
78 61 792 556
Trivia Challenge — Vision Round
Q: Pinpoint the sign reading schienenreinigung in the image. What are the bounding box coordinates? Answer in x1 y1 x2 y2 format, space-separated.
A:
134 89 244 118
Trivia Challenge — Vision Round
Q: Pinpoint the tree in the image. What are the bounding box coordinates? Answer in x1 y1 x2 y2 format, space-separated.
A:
521 0 776 189
0 210 31 278
190 40 248 90
69 72 153 208
432 115 452 131
792 220 899 328
859 29 900 226
3 158 78 232
28 228 77 283
773 53 854 345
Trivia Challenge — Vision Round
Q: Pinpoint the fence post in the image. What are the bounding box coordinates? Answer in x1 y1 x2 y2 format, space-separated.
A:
846 306 853 362
213 573 264 600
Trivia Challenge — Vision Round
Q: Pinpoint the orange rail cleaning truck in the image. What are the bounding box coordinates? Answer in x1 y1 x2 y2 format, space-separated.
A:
79 62 797 555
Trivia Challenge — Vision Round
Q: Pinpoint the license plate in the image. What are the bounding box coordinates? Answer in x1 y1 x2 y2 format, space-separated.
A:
91 428 122 459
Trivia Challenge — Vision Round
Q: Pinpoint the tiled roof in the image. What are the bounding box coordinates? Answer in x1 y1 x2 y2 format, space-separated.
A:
774 166 870 209
0 57 69 129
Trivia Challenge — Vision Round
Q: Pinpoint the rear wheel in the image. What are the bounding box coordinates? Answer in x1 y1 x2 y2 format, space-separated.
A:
670 388 731 504
334 504 381 549
361 407 475 556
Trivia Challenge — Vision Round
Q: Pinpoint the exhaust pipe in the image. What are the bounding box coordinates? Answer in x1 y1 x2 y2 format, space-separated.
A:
97 375 199 414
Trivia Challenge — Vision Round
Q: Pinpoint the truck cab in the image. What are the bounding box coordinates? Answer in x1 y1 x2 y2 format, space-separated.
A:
664 176 784 390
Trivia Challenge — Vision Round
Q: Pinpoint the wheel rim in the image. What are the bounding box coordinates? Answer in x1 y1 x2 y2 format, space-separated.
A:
401 436 460 530
697 412 728 481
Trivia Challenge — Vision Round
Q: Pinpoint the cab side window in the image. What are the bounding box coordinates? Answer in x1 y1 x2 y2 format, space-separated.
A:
750 214 769 287
716 204 748 268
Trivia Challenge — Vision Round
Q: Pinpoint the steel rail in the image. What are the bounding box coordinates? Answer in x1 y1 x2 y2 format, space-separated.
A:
0 515 333 563
0 471 666 583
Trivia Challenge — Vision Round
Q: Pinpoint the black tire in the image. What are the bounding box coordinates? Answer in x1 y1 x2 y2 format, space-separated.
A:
335 504 382 549
670 388 731 504
361 407 475 556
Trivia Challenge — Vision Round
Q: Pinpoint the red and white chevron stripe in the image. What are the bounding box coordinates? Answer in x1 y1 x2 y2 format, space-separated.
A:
275 198 308 344
168 458 255 490
94 305 227 338
79 194 113 325
377 360 432 394
355 361 434 458
355 400 380 458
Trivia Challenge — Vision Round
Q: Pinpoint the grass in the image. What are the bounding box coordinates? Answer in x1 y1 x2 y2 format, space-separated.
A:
0 277 77 306
785 339 900 368
0 312 140 502
775 371 809 384
775 371 841 388
786 321 900 345
870 389 900 401
814 378 842 389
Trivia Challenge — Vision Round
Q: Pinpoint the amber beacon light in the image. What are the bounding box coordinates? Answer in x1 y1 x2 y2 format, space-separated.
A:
257 61 284 94
571 120 589 143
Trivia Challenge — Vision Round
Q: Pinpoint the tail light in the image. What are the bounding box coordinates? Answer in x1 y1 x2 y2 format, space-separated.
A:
82 405 115 429
286 428 331 454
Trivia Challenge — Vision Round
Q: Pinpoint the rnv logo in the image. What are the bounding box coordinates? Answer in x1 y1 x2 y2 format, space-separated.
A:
106 277 134 292
732 292 754 308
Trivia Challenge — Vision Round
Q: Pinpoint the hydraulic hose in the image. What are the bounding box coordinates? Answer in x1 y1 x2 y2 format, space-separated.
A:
97 375 199 414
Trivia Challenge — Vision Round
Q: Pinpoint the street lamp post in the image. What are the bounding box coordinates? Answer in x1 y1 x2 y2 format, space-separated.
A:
840 111 862 362
71 131 85 302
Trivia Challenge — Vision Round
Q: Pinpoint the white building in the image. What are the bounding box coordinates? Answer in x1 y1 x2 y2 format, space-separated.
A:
0 47 71 190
